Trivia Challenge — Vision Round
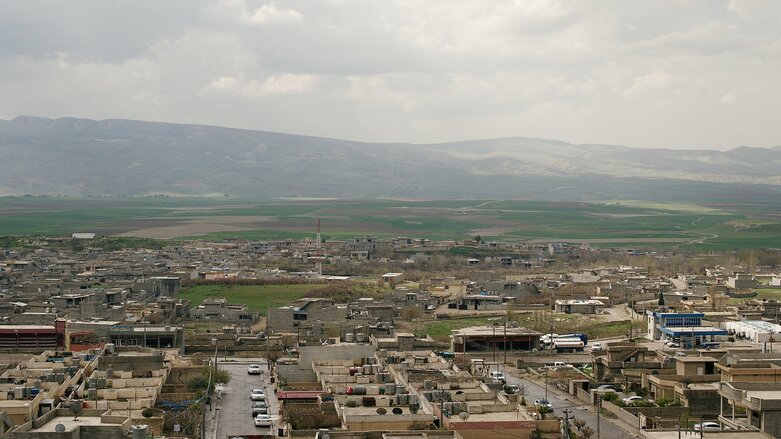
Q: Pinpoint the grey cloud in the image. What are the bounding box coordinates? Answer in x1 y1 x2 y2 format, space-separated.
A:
0 0 779 149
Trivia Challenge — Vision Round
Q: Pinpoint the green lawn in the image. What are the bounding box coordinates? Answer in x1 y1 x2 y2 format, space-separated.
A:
180 284 325 315
418 317 495 340
730 288 781 304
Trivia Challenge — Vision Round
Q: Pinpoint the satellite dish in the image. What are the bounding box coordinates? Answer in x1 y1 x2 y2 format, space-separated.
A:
142 408 164 418
376 408 387 415
392 407 403 415
55 423 66 432
459 412 471 421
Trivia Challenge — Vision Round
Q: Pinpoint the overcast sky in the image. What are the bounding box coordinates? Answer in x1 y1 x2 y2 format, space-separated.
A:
1 1 780 149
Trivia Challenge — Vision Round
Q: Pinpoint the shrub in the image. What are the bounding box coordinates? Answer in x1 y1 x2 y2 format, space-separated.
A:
632 400 656 407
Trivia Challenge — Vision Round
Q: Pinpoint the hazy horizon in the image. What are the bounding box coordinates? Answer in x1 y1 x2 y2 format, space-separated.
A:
3 114 780 153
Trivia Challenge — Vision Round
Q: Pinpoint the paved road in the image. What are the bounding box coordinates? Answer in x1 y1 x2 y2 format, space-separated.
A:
206 360 280 439
503 367 641 439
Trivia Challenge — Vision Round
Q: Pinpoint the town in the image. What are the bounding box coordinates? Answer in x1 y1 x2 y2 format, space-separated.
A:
0 233 779 439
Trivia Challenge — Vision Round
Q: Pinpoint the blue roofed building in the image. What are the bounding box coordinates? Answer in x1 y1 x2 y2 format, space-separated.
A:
646 311 727 348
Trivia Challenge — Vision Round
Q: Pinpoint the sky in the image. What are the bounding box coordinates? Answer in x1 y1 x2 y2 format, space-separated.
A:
1 0 780 150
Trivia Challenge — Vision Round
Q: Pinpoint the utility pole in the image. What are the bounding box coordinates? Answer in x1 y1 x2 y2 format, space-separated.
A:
596 397 601 439
492 323 497 363
503 320 507 365
563 409 571 438
208 338 217 410
200 401 205 439
544 368 548 402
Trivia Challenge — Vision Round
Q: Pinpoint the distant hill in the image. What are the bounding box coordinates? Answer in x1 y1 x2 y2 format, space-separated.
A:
2 115 781 202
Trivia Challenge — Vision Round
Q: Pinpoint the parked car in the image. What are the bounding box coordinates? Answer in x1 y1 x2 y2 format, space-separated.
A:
254 414 272 427
693 422 722 432
534 399 553 411
665 340 680 348
489 371 506 383
505 384 520 394
596 384 617 393
250 389 266 401
247 364 262 375
591 342 603 350
252 401 269 416
622 395 644 405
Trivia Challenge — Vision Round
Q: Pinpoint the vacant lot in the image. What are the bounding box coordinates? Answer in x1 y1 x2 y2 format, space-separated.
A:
180 284 325 315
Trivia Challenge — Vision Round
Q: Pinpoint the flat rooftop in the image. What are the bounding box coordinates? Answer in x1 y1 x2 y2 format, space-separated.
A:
452 326 541 336
745 390 781 401
675 356 719 362
0 400 32 408
555 299 604 305
448 410 535 422
31 416 122 432
659 326 727 335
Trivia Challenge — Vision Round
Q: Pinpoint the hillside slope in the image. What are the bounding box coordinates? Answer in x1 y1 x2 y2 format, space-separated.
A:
2 116 780 202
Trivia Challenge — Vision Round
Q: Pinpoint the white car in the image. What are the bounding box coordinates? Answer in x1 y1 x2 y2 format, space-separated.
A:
254 414 272 427
622 395 644 405
533 399 553 411
591 342 603 350
489 371 506 383
693 422 722 432
665 340 680 348
247 364 262 375
250 389 266 401
596 384 617 393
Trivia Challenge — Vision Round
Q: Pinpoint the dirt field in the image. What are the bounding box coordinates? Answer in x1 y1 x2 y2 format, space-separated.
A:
116 215 403 238
526 237 689 244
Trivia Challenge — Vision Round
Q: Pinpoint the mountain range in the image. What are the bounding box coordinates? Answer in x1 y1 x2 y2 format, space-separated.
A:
2 115 781 203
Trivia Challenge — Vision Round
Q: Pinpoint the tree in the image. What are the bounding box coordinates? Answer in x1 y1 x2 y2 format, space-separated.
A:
283 404 328 429
400 306 424 321
658 291 665 306
473 235 482 243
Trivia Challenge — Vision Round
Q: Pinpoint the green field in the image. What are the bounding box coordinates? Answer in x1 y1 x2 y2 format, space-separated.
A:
2 196 781 249
729 288 781 304
179 284 325 315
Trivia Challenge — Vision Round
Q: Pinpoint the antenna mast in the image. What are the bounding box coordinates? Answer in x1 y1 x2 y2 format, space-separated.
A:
316 218 322 276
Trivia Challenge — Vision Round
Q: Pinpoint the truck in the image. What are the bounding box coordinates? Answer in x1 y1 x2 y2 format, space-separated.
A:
558 333 588 346
552 337 585 352
541 333 588 347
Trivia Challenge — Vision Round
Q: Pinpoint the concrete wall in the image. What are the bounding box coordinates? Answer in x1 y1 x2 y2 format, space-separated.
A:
277 364 317 383
342 412 433 431
290 430 455 439
98 352 164 372
299 345 376 370
602 400 639 428
452 419 559 439
680 389 720 417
